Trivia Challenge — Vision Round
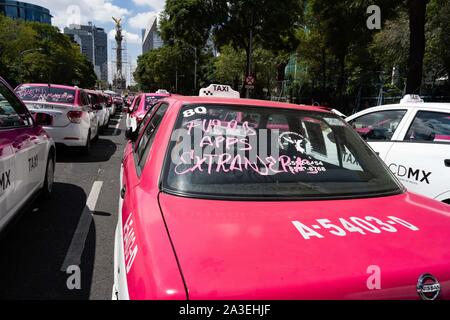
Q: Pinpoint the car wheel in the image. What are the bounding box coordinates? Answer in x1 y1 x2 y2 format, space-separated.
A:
41 152 55 200
81 131 91 155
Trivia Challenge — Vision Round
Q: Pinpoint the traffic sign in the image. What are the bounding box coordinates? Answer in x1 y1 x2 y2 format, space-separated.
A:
245 75 256 86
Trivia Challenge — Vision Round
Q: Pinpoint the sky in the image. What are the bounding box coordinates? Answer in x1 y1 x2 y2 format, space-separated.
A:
26 0 166 84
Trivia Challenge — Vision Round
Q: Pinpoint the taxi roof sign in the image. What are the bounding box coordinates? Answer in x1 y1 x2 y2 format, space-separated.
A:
400 94 424 104
199 84 240 98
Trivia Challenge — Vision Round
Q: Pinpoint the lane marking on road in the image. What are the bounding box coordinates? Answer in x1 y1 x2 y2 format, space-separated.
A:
61 181 104 271
113 114 123 135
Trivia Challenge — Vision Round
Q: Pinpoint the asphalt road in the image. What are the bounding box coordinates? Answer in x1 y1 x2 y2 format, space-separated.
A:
0 112 125 300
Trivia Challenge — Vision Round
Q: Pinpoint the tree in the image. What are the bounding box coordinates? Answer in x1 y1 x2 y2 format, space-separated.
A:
160 0 304 95
0 15 97 88
424 0 450 91
214 45 246 89
405 0 429 94
134 43 214 94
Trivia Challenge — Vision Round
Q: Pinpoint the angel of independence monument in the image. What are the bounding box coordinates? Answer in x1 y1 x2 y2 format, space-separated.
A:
112 17 126 91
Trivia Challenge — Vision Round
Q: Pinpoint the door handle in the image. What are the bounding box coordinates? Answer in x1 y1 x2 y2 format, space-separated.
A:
445 159 450 167
121 186 126 199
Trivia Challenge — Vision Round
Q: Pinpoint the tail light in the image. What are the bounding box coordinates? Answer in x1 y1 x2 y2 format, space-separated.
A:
67 111 83 124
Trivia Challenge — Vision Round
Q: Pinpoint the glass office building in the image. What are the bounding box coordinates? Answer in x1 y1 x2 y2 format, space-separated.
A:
0 0 52 24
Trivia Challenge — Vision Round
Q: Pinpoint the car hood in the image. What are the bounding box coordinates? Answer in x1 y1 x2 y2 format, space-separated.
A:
158 192 450 300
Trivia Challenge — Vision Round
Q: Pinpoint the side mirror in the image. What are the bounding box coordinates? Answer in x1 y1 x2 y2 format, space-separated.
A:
125 127 138 141
34 112 53 126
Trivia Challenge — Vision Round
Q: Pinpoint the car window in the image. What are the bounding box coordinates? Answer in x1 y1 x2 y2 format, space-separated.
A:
135 103 169 171
132 96 142 113
0 82 32 128
349 110 407 141
145 96 164 111
135 102 162 139
16 85 76 104
162 104 402 199
405 111 450 143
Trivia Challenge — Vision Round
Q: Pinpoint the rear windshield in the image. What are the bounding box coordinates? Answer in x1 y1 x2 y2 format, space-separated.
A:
145 96 164 110
162 104 403 200
16 86 76 104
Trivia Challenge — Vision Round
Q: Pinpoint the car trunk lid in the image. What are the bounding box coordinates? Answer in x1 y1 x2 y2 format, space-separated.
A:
158 192 450 300
25 101 77 127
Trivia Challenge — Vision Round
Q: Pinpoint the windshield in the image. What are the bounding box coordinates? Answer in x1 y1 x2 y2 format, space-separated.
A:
16 85 76 104
145 95 164 110
162 104 403 199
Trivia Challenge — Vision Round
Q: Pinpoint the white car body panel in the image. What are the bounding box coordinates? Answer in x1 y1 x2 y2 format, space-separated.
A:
0 143 15 225
347 102 450 203
0 127 55 232
25 102 98 147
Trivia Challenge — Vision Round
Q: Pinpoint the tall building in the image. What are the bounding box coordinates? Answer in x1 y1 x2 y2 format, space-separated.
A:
0 0 52 24
64 23 108 83
142 16 163 54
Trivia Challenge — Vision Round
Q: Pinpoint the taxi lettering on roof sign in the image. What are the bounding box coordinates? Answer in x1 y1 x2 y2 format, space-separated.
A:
199 84 240 98
400 94 424 104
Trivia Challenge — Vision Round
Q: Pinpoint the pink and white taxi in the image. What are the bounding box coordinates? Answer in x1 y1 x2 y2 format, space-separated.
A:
16 83 99 155
0 77 55 232
125 92 171 133
114 85 450 300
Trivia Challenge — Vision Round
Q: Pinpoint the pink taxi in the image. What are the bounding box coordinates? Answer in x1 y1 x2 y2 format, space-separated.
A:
125 92 170 133
114 85 450 300
16 83 99 154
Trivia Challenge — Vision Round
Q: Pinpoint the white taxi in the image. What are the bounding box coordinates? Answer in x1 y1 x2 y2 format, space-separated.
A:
0 77 56 232
346 95 450 204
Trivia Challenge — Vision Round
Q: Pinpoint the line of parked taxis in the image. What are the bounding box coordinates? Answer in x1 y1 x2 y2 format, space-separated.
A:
0 77 123 232
1 76 449 300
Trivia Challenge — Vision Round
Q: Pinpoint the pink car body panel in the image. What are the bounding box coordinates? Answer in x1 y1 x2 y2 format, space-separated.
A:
158 192 450 300
119 97 450 300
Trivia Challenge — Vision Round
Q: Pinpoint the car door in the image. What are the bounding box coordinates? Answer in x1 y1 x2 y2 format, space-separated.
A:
0 93 16 224
348 109 410 160
120 102 170 270
384 109 450 202
0 81 46 218
123 103 169 194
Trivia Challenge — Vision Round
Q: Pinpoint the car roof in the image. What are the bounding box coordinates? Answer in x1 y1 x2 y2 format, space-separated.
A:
347 102 450 120
145 93 171 97
85 89 101 95
361 102 450 111
161 96 332 114
396 102 450 109
18 83 79 91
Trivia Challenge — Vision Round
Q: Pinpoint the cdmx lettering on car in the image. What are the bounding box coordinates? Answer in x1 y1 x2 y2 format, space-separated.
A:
389 163 432 184
0 169 11 191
